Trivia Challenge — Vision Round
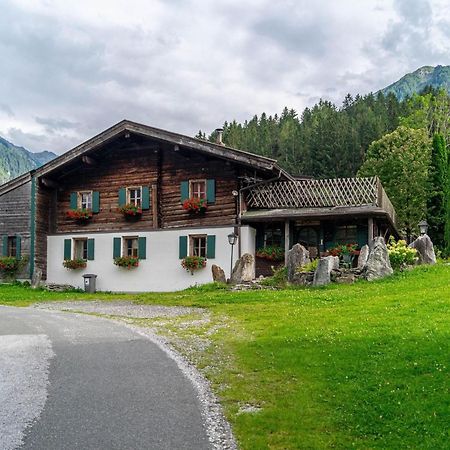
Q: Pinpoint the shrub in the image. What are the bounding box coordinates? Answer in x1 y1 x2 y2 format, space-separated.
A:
63 259 87 270
387 237 418 269
327 243 358 256
182 197 207 213
256 246 285 261
260 266 287 288
119 204 142 216
298 259 318 273
181 256 207 274
114 256 140 269
0 257 23 273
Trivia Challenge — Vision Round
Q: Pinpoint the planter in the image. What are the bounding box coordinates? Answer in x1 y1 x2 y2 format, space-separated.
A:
181 256 207 275
114 256 139 269
63 259 87 270
255 246 285 262
66 209 93 222
183 197 207 214
119 204 142 218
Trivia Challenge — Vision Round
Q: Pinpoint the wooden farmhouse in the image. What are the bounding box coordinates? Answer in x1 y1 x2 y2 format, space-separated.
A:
0 120 397 291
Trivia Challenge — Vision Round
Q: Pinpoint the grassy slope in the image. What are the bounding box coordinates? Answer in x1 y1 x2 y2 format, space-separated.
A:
1 264 449 448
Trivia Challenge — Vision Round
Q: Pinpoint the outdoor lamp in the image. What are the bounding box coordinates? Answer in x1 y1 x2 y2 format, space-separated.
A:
227 232 238 278
418 220 429 235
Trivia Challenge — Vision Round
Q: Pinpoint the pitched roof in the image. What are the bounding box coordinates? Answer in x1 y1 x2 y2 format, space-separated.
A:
35 120 293 179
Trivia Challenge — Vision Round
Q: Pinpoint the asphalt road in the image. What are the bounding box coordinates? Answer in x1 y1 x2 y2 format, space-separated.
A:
0 306 211 450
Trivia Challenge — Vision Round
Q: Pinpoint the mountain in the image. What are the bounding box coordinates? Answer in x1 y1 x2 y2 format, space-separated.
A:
381 65 450 100
0 137 56 185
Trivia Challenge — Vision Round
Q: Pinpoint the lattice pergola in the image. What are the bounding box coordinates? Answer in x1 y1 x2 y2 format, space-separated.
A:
245 176 396 224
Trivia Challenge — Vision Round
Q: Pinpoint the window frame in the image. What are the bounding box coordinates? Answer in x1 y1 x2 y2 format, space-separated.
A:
123 236 139 258
189 179 207 200
77 191 93 210
73 238 88 260
189 234 207 258
126 187 142 207
334 225 358 243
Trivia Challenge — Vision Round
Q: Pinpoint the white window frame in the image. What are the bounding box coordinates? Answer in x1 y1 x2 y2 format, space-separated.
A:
77 191 93 210
126 187 142 206
189 179 207 199
73 238 88 260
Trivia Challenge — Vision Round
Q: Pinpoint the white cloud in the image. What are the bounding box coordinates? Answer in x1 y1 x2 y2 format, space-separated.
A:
0 0 448 153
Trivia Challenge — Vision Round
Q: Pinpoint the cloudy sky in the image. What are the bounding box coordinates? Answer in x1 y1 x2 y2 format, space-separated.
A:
0 0 449 154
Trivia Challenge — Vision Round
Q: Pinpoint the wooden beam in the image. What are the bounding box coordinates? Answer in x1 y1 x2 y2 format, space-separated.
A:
40 177 59 189
284 219 290 266
152 184 158 229
82 155 97 166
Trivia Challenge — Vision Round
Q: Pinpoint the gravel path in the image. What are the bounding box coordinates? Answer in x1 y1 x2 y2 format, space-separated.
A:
34 301 204 318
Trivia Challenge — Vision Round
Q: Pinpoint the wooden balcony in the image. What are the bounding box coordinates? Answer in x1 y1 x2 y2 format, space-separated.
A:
243 176 396 227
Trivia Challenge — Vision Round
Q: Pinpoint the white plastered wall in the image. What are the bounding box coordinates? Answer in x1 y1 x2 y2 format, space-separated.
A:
47 226 256 292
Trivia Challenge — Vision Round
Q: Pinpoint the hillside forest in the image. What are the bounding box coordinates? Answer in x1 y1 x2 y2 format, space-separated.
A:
198 88 450 255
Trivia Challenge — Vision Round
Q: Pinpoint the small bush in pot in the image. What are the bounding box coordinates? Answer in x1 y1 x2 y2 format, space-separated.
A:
182 197 207 214
181 256 207 274
255 245 285 262
114 256 140 269
119 204 142 217
63 259 87 270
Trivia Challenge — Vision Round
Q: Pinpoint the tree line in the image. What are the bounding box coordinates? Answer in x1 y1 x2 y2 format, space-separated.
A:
198 88 450 254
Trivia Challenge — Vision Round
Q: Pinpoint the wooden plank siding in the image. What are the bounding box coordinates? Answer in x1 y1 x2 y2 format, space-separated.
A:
0 181 31 279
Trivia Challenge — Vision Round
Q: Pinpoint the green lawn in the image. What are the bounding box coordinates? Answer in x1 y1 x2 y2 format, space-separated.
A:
1 264 449 449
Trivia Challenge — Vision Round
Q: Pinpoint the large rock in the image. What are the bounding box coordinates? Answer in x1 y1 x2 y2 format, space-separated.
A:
365 237 393 281
211 264 226 283
313 256 339 286
286 244 310 282
409 234 436 265
357 245 369 269
31 268 42 289
230 253 255 284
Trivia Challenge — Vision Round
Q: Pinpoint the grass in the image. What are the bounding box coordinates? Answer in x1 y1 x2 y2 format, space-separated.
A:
1 265 449 448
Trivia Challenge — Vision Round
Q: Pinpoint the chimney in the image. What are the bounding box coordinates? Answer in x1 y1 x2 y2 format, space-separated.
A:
215 128 224 145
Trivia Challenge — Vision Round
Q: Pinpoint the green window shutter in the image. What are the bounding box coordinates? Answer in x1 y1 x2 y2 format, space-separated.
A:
87 239 95 261
2 236 8 257
64 239 72 260
141 186 150 210
15 235 21 258
206 179 216 204
113 237 121 258
70 192 77 209
179 236 188 259
92 191 100 213
180 181 189 203
138 237 147 259
118 188 126 207
206 235 216 259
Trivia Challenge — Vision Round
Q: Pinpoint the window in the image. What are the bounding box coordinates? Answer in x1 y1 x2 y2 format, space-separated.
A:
7 237 16 257
334 225 357 243
264 225 283 247
127 187 142 206
78 191 92 210
123 237 139 257
74 239 88 260
189 180 206 199
190 235 207 257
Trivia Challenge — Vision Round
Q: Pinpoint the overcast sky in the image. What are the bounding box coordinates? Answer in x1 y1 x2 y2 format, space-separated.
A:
0 0 449 154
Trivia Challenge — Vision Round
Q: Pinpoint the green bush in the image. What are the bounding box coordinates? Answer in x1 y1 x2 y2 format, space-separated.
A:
298 259 318 272
255 246 285 261
387 237 418 269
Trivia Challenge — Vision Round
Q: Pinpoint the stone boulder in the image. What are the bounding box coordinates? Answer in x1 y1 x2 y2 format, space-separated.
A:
31 268 43 289
409 234 436 265
357 245 369 269
313 256 339 286
230 253 255 284
286 244 310 282
365 237 393 281
211 264 226 283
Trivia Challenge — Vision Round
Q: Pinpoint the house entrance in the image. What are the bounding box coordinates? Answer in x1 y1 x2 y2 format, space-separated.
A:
295 226 320 259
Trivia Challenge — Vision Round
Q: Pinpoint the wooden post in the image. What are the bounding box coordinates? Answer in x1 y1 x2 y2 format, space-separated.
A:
284 219 290 266
368 217 374 244
152 184 158 229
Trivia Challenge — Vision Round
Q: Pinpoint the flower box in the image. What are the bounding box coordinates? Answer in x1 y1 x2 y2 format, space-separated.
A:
114 256 139 269
181 256 207 274
0 256 22 272
119 204 143 217
63 259 87 270
66 209 93 222
183 197 207 214
255 246 285 262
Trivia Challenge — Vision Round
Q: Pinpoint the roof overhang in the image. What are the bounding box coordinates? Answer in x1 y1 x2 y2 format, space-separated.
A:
0 171 32 196
34 120 293 180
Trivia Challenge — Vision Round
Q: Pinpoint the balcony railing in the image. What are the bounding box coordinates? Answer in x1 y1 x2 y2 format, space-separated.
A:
245 176 396 225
